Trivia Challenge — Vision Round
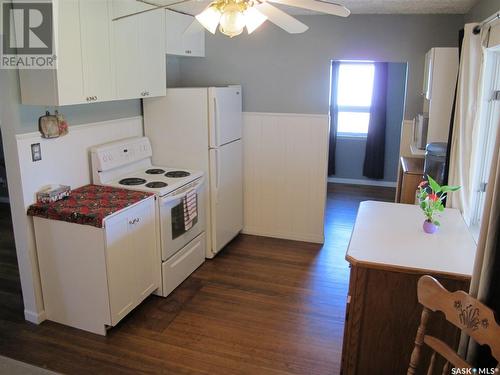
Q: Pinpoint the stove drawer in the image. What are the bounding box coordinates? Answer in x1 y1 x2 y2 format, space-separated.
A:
162 232 205 297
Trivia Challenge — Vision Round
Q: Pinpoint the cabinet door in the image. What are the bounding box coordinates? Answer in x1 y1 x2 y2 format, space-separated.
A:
423 49 434 100
112 12 142 100
165 10 205 57
79 0 114 102
183 21 205 57
106 212 136 325
56 0 85 105
165 10 185 55
127 199 159 301
140 9 167 97
106 199 158 325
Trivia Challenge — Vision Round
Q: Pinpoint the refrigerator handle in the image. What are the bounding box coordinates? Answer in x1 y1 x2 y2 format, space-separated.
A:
216 149 221 191
213 97 219 146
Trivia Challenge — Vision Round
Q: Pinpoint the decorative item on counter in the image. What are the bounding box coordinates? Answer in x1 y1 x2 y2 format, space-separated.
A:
417 176 460 234
55 110 69 136
36 184 71 204
38 111 60 139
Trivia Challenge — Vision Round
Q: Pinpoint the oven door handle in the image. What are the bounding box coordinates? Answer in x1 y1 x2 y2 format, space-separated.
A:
160 178 204 205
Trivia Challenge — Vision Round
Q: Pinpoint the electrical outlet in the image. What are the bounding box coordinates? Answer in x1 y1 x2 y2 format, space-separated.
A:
31 143 42 162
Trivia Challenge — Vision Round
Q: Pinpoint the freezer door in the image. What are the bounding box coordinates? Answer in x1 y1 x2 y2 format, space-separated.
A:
209 86 243 147
209 140 243 254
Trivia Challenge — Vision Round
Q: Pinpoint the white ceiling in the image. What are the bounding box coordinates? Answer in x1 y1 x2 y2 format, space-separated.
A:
157 0 479 15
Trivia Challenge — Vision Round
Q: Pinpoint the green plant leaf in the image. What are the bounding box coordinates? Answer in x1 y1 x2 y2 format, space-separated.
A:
441 185 461 192
433 220 441 226
427 176 441 193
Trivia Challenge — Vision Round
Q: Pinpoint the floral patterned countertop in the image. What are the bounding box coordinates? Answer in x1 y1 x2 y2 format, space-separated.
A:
27 184 153 228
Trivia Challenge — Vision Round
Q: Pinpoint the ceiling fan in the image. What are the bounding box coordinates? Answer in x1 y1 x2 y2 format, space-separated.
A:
128 0 350 38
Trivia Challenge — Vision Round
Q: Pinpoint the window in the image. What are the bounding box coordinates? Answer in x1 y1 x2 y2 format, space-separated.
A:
469 49 500 240
333 62 375 136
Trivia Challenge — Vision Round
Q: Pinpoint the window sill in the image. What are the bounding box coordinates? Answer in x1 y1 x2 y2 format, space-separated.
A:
337 133 368 141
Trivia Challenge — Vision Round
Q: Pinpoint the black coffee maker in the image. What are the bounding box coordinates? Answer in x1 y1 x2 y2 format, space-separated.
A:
424 142 447 184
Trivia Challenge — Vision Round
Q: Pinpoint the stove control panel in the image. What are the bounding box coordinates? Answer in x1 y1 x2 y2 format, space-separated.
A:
91 137 153 173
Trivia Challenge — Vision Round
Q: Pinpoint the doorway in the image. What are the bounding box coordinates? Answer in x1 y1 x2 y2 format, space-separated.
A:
327 60 408 192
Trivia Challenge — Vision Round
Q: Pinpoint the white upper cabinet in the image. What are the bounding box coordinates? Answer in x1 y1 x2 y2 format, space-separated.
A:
79 0 114 103
19 0 114 105
18 0 167 106
139 10 167 97
165 10 205 57
111 1 166 100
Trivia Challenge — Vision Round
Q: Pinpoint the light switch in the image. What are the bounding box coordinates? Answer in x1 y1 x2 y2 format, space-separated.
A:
31 143 42 162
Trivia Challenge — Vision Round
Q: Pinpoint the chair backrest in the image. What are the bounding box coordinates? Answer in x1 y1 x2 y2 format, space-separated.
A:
407 275 500 375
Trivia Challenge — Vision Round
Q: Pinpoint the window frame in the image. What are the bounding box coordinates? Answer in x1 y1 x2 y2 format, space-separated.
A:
334 61 375 138
469 47 500 240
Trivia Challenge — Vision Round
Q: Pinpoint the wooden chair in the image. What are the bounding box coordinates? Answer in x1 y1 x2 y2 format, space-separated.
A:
407 275 500 374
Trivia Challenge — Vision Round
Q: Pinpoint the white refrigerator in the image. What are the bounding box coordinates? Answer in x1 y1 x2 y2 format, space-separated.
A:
144 86 243 258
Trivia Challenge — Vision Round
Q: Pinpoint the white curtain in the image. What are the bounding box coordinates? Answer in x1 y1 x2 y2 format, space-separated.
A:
447 24 488 225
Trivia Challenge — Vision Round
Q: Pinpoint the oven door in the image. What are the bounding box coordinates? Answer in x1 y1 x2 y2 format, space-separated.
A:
159 177 205 261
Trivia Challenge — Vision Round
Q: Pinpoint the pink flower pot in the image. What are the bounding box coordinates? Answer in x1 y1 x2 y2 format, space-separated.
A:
423 220 438 234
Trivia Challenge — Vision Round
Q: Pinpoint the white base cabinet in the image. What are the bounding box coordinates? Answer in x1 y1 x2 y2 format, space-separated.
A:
33 197 160 335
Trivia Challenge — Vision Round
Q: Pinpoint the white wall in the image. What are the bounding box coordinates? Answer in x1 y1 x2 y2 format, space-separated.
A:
243 113 329 243
14 117 143 322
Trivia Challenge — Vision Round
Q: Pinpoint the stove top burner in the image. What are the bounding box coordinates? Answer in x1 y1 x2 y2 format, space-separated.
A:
145 169 166 175
145 181 168 189
165 171 191 178
119 178 147 186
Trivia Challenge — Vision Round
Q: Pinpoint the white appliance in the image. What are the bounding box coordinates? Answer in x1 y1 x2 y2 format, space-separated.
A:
413 114 429 150
91 137 206 297
144 85 243 258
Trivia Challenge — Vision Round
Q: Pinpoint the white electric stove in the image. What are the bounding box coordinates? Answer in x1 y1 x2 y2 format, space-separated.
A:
90 137 206 297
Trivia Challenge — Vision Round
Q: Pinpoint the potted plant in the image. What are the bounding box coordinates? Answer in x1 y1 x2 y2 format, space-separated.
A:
417 176 461 234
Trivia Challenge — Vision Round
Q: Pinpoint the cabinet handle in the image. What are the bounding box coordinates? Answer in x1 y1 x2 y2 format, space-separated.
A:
128 218 140 225
185 50 191 54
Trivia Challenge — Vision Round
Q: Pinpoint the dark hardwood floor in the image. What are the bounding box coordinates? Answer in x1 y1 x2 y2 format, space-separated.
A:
0 185 395 375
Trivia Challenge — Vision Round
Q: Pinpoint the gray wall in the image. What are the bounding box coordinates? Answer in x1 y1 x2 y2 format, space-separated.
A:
465 0 499 22
176 14 464 120
4 60 180 135
334 62 407 182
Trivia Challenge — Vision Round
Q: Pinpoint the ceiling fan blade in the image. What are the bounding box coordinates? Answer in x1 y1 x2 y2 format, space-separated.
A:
112 0 195 21
267 0 350 17
255 3 308 34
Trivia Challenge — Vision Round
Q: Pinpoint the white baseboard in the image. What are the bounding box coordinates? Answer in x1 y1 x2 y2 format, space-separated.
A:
242 228 324 244
328 177 397 188
24 309 46 324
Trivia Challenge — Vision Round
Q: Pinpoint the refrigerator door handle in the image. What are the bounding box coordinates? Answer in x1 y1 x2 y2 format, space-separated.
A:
215 149 221 192
213 97 219 147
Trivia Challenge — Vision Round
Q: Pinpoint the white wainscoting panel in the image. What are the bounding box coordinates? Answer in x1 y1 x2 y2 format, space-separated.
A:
15 116 142 322
242 112 329 243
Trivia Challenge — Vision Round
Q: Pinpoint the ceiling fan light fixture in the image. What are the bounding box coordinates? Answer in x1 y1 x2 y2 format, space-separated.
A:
245 6 267 34
195 5 221 34
219 3 246 38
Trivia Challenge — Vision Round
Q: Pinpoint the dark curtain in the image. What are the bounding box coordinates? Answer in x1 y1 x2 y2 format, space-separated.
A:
363 62 389 179
328 61 340 176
